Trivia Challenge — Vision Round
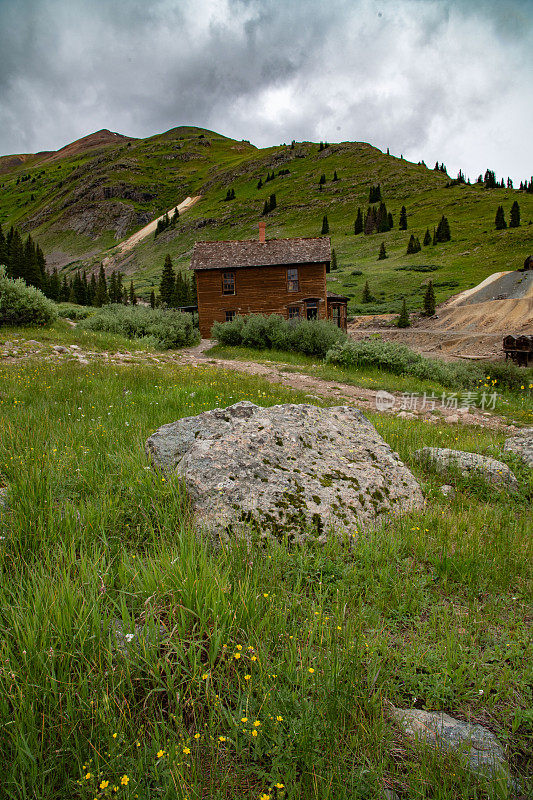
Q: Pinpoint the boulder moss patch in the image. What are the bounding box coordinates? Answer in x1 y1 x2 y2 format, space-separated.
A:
146 402 424 542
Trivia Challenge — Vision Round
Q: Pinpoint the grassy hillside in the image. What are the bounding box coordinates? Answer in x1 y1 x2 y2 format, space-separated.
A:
1 127 532 313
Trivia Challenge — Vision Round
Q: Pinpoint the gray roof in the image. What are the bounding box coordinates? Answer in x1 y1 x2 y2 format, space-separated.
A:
190 236 331 271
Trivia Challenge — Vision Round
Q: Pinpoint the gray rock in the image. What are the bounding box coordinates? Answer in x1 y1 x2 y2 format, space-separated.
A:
146 402 424 543
109 619 167 656
52 345 69 353
0 486 8 512
391 707 508 782
504 428 533 468
440 484 455 498
415 447 518 491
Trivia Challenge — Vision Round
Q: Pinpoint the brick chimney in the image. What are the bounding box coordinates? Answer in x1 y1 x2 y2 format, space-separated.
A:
258 221 266 243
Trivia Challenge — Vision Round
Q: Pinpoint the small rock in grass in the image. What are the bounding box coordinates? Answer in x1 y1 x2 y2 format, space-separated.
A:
414 447 518 491
390 707 509 784
446 414 460 424
504 428 533 468
440 484 455 497
70 344 81 351
52 345 69 353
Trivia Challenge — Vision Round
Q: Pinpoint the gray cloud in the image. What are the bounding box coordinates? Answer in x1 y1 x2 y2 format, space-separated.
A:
0 0 531 181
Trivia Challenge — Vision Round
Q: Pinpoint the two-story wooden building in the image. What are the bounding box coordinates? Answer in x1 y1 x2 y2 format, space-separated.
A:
190 223 347 337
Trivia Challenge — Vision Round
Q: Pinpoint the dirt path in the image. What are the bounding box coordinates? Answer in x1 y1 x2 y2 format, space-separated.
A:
175 340 513 431
102 195 201 267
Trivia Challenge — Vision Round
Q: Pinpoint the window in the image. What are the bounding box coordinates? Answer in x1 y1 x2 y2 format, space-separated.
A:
305 299 318 321
288 306 300 319
331 305 341 326
225 310 236 322
287 267 299 292
222 272 235 295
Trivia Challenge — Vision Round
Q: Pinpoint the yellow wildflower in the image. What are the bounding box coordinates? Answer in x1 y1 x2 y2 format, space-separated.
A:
252 729 258 737
308 668 315 673
276 715 283 722
157 749 165 758
218 736 226 742
120 775 129 786
183 747 191 754
245 674 251 681
253 720 261 727
234 652 241 659
100 781 109 789
241 717 248 723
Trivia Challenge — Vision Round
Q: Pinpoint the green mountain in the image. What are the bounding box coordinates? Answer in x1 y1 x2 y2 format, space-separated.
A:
1 125 532 313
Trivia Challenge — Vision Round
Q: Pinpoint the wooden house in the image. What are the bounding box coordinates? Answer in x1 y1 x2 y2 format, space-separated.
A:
190 223 348 337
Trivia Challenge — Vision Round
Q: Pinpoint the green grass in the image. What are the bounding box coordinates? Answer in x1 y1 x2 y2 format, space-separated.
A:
0 340 531 798
1 128 532 312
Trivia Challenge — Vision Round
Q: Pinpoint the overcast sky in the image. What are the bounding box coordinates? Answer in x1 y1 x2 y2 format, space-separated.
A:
0 0 531 182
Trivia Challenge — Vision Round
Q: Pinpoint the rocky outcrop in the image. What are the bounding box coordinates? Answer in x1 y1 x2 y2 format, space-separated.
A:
390 707 509 783
504 428 533 468
414 447 518 491
146 402 424 543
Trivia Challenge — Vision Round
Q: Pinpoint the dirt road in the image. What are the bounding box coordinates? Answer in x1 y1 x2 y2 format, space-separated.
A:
102 195 201 267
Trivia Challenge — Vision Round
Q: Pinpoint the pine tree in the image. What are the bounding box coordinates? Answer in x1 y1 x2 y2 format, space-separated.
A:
330 249 337 271
377 202 390 232
321 215 329 235
435 215 451 242
262 200 270 216
150 289 156 309
59 276 70 303
94 265 108 306
397 298 410 328
423 281 436 316
257 177 263 189
129 280 137 305
319 174 326 185
269 193 276 210
495 206 507 230
399 206 407 230
361 281 374 303
88 273 97 305
509 201 520 228
406 235 421 254
387 212 394 229
423 228 432 246
369 184 381 203
48 269 60 301
378 242 387 260
354 208 363 235
108 271 118 303
159 254 175 305
364 206 377 235
332 170 338 181
171 207 179 226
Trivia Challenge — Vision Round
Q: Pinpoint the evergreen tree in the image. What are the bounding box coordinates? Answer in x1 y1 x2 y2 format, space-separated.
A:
262 200 270 216
432 227 437 246
369 184 381 203
257 177 263 189
378 242 387 260
48 268 60 301
129 280 137 305
423 281 436 316
397 298 410 327
171 207 179 226
319 174 326 185
423 228 432 246
399 206 407 230
108 271 118 303
377 202 390 232
387 212 394 229
269 193 276 210
494 206 507 230
94 265 108 307
364 206 377 235
81 271 89 305
88 273 97 306
321 215 329 235
354 208 363 235
332 170 338 181
509 201 520 228
150 289 156 309
406 235 421 254
159 254 175 305
330 249 337 271
0 224 6 267
435 215 451 242
59 276 70 303
361 281 374 303
484 169 497 188
73 271 85 304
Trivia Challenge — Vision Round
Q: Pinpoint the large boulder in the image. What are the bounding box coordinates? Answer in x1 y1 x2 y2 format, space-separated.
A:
146 402 424 542
414 447 518 491
504 427 533 468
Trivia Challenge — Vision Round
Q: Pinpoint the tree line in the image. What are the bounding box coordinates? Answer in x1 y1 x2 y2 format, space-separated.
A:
158 255 197 308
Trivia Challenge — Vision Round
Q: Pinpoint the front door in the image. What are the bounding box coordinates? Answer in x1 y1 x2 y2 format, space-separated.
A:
306 300 318 320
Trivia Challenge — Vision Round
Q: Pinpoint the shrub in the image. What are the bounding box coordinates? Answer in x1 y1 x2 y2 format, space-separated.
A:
325 337 531 391
212 314 346 358
56 303 93 320
0 266 57 327
79 304 199 349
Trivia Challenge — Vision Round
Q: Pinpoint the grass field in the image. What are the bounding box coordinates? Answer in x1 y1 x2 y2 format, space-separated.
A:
0 332 531 798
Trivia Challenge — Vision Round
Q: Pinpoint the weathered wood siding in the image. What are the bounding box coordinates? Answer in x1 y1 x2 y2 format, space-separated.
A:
195 262 328 337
